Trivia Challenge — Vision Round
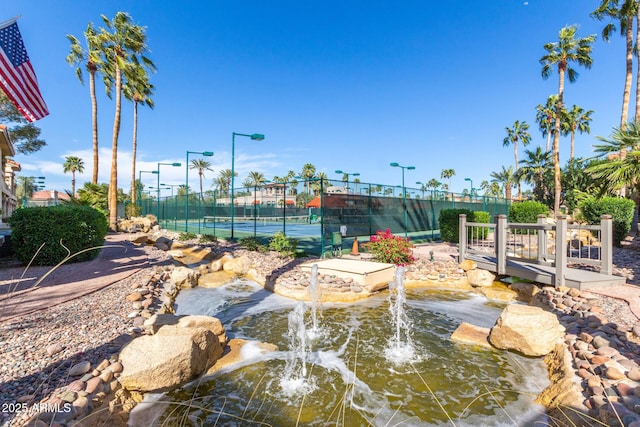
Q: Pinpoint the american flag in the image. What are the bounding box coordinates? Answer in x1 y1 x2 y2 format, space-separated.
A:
0 19 48 122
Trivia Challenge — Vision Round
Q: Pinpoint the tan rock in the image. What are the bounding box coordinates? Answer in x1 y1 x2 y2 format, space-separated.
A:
199 271 236 288
118 322 223 392
222 255 252 274
170 266 201 289
459 259 477 271
489 304 564 356
479 285 518 302
450 322 492 348
207 338 278 375
210 253 234 272
508 282 540 303
466 268 495 287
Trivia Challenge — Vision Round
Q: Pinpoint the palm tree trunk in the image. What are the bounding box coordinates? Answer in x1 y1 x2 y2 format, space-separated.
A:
199 172 204 201
109 66 123 231
131 101 138 206
89 71 99 184
570 131 575 161
71 172 76 196
553 69 565 217
546 133 551 153
623 13 633 127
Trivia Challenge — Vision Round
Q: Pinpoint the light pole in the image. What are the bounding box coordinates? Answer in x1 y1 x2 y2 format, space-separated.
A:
231 132 264 239
335 170 359 192
157 162 181 223
185 150 214 232
416 181 426 198
138 170 158 209
390 162 415 239
162 183 181 230
464 177 473 202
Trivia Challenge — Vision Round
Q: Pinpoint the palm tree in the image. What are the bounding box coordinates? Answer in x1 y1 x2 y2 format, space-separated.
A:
66 23 103 184
540 25 596 216
519 147 553 203
535 95 559 152
503 120 531 199
310 172 328 195
99 11 155 230
63 156 85 195
217 169 235 197
490 165 516 201
440 169 455 194
300 163 316 198
563 105 594 160
587 122 640 224
591 0 636 126
123 63 155 206
190 159 213 200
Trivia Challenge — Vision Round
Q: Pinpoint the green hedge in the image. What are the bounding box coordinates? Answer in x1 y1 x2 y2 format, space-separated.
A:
470 211 491 239
508 200 549 223
578 196 635 246
439 208 472 243
9 205 108 266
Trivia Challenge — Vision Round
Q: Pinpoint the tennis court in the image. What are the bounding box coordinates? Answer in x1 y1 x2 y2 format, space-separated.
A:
200 215 321 237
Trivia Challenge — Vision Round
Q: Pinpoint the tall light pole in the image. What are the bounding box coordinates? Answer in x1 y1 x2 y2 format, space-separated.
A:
231 132 264 239
390 162 415 238
464 177 473 202
416 181 426 198
138 170 158 209
162 183 181 230
157 162 181 223
185 150 214 232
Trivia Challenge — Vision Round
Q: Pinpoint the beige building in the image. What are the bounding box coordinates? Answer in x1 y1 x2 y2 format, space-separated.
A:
1 124 20 227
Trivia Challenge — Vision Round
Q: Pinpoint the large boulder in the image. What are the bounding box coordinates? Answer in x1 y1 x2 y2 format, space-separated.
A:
489 304 564 356
222 255 252 275
119 315 226 392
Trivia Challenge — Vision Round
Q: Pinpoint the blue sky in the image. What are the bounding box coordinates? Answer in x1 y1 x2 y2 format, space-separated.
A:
1 0 628 195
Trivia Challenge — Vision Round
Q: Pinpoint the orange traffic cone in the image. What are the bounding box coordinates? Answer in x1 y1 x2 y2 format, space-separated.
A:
350 237 360 256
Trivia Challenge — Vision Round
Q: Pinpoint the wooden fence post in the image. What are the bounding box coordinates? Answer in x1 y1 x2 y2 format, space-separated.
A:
555 215 567 287
537 214 547 263
495 214 507 275
459 214 467 262
600 215 613 276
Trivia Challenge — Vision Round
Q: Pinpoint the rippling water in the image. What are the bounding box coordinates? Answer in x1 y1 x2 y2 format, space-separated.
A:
130 279 550 427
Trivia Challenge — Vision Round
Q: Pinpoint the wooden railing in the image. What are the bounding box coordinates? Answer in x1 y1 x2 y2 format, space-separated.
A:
459 214 613 287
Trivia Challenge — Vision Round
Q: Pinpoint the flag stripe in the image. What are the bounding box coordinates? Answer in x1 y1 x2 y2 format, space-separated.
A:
0 20 48 122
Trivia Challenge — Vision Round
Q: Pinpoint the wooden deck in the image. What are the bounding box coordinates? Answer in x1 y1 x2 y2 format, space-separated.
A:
466 253 626 290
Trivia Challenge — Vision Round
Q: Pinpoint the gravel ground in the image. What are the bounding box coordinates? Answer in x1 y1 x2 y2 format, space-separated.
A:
0 235 638 426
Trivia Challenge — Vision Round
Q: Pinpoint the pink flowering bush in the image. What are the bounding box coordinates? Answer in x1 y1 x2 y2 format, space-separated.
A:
363 228 415 265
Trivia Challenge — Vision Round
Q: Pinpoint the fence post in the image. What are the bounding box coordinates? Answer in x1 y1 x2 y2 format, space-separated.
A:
600 215 613 276
555 215 567 287
459 214 467 262
495 214 507 275
537 214 547 263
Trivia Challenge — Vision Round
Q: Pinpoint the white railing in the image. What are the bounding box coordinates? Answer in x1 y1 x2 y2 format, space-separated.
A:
459 214 613 287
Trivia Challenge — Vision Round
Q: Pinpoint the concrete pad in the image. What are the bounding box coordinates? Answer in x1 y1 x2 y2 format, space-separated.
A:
301 259 396 288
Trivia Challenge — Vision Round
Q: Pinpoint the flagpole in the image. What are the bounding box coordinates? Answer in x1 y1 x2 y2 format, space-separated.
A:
0 15 21 29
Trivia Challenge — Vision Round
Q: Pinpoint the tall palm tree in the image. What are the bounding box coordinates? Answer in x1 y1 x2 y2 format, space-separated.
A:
540 25 596 216
66 23 103 184
123 63 155 206
563 105 594 160
99 11 155 230
300 163 316 199
217 169 235 197
440 169 455 194
490 165 516 201
63 156 85 195
535 95 559 152
519 147 553 203
591 0 636 126
503 120 531 199
310 172 328 195
190 159 213 200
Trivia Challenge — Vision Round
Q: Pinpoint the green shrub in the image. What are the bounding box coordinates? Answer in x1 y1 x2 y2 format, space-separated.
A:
9 205 108 266
125 203 141 218
438 208 472 243
470 211 491 239
240 236 267 252
578 196 635 246
508 200 549 223
199 234 218 243
178 232 198 241
363 228 414 265
268 232 298 257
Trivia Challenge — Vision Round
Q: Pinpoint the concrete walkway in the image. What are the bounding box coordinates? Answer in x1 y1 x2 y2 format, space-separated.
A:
0 233 150 323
